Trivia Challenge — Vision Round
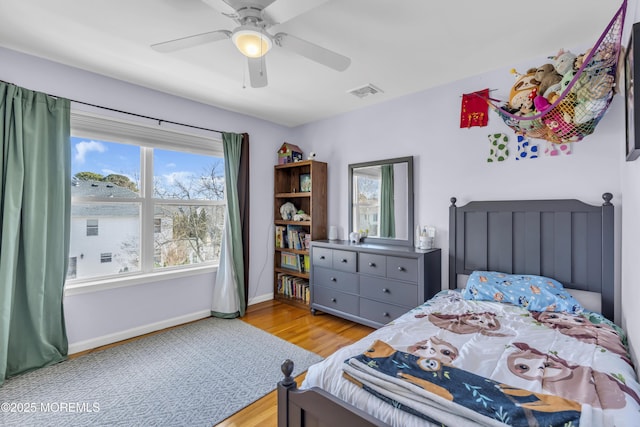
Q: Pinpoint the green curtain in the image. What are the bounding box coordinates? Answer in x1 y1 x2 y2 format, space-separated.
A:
211 132 246 318
379 164 395 238
0 82 70 384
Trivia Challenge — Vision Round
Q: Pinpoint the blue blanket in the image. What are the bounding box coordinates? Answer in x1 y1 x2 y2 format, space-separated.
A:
344 340 582 427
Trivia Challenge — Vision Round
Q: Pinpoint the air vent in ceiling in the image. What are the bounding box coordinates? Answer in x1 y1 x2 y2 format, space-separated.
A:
348 84 383 98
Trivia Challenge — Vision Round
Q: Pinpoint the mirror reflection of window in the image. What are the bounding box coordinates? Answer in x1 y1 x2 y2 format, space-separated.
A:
349 156 413 246
352 168 380 237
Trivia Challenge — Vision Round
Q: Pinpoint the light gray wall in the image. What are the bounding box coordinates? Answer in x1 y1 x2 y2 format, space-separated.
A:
0 46 288 352
620 0 640 369
291 60 623 281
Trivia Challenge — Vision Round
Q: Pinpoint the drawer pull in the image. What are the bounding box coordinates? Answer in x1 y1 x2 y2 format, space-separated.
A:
382 312 390 317
397 266 405 272
368 262 376 267
320 255 325 260
382 288 389 293
331 297 337 303
330 277 337 282
341 258 348 263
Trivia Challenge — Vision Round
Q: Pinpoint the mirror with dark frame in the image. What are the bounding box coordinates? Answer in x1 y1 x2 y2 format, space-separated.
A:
348 156 414 247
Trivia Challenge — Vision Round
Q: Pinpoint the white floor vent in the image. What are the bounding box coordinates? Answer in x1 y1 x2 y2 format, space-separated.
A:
348 84 383 98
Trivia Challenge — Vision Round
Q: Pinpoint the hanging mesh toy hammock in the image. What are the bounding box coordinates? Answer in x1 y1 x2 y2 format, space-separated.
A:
478 0 626 144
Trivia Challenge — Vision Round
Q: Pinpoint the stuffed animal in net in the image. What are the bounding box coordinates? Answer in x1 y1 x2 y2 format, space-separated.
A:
506 68 540 115
535 64 563 97
484 0 624 144
552 49 577 76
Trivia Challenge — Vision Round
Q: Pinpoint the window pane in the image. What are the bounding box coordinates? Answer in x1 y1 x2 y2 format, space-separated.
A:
153 204 224 268
71 137 140 197
70 203 141 280
353 175 380 236
86 219 99 236
153 149 225 200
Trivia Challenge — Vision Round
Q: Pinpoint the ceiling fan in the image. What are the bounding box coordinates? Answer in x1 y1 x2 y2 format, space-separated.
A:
151 0 351 88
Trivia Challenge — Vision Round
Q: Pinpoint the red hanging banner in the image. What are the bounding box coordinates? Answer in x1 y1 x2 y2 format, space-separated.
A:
460 89 489 128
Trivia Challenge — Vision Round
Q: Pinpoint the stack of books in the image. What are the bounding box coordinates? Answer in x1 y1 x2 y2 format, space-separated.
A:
275 224 311 251
276 273 310 303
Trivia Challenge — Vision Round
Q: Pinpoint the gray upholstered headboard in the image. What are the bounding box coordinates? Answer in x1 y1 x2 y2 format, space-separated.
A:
448 194 614 320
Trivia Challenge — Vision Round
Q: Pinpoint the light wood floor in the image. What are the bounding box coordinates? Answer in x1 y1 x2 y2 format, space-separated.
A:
72 300 374 427
216 300 374 427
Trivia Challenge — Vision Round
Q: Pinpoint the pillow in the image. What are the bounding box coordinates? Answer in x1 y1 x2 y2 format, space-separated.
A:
462 271 583 313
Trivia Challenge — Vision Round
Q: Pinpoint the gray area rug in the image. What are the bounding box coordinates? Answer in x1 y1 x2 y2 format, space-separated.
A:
0 317 323 426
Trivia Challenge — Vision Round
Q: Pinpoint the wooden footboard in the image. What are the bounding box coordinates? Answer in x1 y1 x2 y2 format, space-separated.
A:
277 359 389 427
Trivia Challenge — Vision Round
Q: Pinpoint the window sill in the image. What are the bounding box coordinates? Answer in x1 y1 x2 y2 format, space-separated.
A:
64 265 218 297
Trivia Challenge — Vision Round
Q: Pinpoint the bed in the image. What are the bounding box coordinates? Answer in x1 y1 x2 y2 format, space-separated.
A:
277 194 640 426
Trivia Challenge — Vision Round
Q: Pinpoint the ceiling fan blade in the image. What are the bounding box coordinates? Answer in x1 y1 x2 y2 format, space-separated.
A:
201 0 238 18
262 0 329 25
275 33 350 71
248 57 268 88
151 30 231 53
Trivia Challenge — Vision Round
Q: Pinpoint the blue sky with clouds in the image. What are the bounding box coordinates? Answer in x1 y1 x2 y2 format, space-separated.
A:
71 137 223 188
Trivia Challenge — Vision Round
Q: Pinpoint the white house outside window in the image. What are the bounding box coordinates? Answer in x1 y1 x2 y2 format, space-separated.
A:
66 111 225 285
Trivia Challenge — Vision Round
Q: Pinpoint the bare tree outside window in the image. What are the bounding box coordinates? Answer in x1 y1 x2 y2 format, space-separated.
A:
68 135 225 282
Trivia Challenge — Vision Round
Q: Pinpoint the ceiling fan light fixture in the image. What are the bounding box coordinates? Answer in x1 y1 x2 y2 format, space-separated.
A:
232 27 272 58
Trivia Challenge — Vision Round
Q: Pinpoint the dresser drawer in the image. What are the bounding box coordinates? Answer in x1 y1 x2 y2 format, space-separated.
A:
360 276 417 307
314 267 358 294
359 298 408 325
359 253 386 277
312 247 333 269
332 250 357 273
386 256 418 283
314 286 359 316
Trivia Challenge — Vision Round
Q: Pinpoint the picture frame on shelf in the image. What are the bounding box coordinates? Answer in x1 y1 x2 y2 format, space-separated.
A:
299 173 311 192
625 22 640 161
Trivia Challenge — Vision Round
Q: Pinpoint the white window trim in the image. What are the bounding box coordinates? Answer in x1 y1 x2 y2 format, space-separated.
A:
70 111 224 157
68 110 224 294
64 265 217 296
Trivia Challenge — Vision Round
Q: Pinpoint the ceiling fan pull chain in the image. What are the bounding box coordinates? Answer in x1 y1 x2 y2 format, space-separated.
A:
242 63 247 89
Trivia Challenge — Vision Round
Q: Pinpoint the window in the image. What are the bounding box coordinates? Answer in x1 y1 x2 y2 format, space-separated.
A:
86 219 99 236
67 112 225 283
352 171 380 237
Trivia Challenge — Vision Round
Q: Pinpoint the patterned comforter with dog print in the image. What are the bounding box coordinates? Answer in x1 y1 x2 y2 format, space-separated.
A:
302 290 640 427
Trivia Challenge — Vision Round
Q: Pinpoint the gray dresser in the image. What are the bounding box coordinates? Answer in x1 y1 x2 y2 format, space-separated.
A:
310 240 441 328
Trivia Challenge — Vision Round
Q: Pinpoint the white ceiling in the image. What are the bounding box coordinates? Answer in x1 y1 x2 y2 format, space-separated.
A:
0 0 624 127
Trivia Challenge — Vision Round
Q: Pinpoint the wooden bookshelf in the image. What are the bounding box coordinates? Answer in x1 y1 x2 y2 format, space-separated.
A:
273 160 327 309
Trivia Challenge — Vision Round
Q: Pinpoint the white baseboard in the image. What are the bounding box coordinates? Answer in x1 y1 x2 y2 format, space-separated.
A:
68 310 211 355
248 292 274 306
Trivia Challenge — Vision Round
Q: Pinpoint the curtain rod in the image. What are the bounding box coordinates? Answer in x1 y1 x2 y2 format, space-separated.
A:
0 79 225 135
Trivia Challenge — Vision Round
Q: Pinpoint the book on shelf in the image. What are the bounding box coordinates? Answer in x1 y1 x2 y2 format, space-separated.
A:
280 251 301 271
286 224 304 250
275 225 287 248
302 254 310 273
